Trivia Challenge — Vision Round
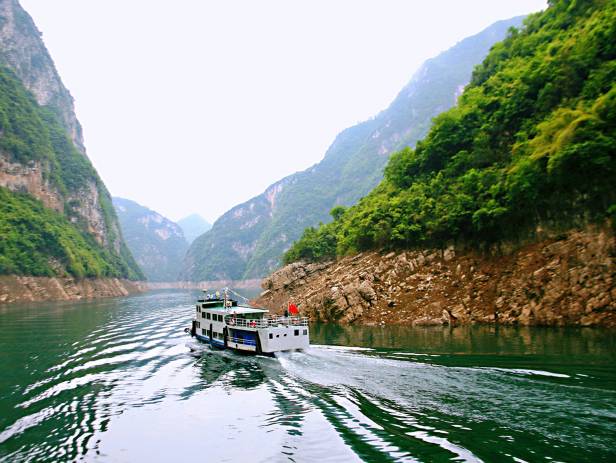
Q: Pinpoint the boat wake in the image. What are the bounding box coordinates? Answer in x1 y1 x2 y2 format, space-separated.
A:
1 293 615 462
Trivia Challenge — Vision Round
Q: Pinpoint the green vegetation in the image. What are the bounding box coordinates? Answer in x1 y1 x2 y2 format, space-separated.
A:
285 0 616 264
184 17 523 281
0 187 139 278
0 69 54 165
0 66 96 195
0 64 143 279
113 197 189 282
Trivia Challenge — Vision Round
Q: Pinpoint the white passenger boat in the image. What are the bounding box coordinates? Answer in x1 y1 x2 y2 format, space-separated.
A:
187 290 309 355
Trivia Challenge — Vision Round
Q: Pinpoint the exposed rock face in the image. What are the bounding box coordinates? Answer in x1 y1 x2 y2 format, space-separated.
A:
255 227 616 327
0 157 63 212
0 0 84 152
181 176 296 281
0 0 121 249
0 0 141 280
0 275 145 304
181 16 525 282
113 197 189 281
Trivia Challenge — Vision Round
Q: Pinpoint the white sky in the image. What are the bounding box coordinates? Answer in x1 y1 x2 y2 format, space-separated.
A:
21 0 546 223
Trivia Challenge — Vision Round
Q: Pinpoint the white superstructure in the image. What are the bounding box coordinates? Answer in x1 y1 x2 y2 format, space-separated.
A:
189 290 309 354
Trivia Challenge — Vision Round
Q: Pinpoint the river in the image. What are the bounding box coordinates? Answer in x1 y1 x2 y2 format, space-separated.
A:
0 290 615 462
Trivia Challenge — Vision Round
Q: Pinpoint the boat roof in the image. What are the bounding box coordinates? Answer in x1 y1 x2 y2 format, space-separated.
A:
204 305 268 314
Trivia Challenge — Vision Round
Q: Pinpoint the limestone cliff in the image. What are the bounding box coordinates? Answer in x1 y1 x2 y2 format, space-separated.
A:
181 16 525 282
256 227 616 327
113 197 189 282
0 0 142 281
0 0 84 152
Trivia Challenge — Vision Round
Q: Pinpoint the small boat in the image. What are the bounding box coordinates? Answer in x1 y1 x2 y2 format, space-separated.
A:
187 289 309 355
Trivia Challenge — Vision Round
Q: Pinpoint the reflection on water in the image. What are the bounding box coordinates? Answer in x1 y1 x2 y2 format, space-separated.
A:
0 290 615 462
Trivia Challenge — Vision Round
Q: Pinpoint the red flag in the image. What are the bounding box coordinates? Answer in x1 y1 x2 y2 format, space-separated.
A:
288 303 299 315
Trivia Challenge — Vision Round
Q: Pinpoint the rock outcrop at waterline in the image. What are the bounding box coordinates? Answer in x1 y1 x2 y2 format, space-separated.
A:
255 227 616 327
0 276 146 304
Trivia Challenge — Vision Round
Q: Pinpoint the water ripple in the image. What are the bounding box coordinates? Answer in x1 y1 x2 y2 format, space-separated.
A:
1 292 615 462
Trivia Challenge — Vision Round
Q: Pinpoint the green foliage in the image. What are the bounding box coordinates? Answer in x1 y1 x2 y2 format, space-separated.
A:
39 108 95 193
282 222 338 265
0 65 144 280
185 17 524 281
0 187 128 278
330 206 347 221
285 0 616 264
113 197 189 282
0 69 53 165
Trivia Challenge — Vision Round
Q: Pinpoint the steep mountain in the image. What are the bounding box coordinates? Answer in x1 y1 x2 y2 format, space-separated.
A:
0 0 142 280
177 214 211 244
263 0 616 328
0 0 84 153
285 0 615 265
113 198 189 282
181 16 524 282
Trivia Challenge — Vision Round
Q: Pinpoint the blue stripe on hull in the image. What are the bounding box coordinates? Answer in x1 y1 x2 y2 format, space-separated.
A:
194 333 261 354
195 334 225 348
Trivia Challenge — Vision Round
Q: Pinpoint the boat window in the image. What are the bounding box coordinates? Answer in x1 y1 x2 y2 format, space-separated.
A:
269 333 273 339
284 334 287 337
201 328 207 335
201 313 206 319
276 334 279 338
294 330 299 336
196 305 200 311
208 330 212 336
196 322 200 328
218 315 223 322
303 330 308 335
206 313 211 320
202 304 207 309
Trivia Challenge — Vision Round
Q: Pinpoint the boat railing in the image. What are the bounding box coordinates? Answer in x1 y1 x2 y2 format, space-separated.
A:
224 315 309 328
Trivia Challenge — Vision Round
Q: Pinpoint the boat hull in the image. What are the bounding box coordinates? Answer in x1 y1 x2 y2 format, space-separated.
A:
193 327 308 355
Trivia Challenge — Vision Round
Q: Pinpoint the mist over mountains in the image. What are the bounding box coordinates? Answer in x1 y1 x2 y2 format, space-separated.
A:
180 16 525 282
0 0 142 280
113 198 189 282
178 214 211 245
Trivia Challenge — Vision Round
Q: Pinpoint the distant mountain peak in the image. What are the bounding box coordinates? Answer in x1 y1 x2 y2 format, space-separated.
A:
112 197 188 282
177 213 212 244
180 16 525 282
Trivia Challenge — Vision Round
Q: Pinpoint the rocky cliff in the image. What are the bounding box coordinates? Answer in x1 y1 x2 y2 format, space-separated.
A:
113 197 189 281
0 275 145 304
181 16 525 282
0 0 84 152
0 0 142 281
256 227 616 327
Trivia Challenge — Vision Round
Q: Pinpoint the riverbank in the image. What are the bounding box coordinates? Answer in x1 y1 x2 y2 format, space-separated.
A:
255 226 616 327
145 279 262 290
0 277 263 304
0 276 146 304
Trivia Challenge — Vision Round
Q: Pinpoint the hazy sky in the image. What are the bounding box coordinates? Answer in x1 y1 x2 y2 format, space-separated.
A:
22 0 546 223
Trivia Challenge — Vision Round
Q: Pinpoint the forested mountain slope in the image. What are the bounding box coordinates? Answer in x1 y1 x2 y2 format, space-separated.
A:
0 0 142 280
181 16 524 282
284 0 615 264
113 198 188 282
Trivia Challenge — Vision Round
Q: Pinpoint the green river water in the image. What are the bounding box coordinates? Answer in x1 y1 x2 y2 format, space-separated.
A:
0 290 615 462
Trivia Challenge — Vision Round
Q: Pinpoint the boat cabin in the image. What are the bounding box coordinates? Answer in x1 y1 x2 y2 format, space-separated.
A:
191 291 309 354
